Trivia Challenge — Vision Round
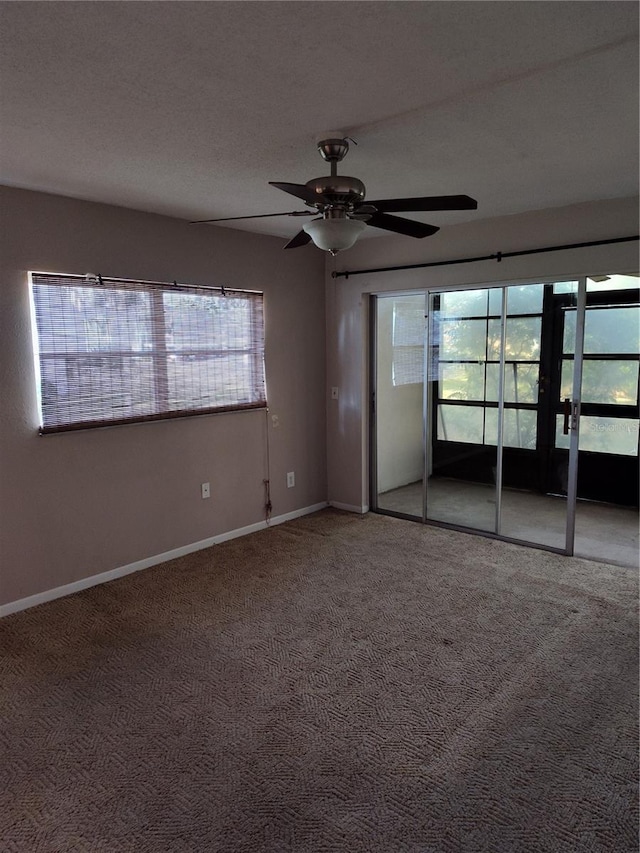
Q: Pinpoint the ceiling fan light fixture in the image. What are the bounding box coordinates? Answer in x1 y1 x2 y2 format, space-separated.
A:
303 217 366 255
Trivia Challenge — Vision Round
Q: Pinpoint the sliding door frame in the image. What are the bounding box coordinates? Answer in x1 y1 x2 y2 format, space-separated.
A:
565 280 587 554
368 294 379 509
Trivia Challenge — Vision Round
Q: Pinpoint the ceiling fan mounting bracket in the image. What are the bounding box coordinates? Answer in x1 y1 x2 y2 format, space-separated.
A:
316 138 350 164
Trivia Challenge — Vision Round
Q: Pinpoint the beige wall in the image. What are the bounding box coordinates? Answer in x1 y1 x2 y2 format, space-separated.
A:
0 187 327 605
326 196 640 510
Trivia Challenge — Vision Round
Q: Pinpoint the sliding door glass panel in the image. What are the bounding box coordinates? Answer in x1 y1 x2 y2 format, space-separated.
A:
440 289 490 317
561 361 639 405
564 306 639 354
501 284 545 315
426 288 499 532
439 318 488 360
556 416 639 456
440 363 486 401
503 317 542 359
486 408 538 449
486 363 539 403
497 281 579 550
571 280 639 566
375 294 426 518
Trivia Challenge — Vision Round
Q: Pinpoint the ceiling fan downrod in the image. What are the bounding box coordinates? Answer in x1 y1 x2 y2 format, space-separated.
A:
316 137 352 177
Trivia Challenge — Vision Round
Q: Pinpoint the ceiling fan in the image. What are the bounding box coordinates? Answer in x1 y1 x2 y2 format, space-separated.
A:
191 137 478 255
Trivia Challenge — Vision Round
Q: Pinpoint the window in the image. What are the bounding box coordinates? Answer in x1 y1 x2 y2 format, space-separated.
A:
29 273 266 433
392 296 425 385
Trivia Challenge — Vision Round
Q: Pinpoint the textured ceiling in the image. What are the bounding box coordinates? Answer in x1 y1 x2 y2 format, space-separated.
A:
1 1 638 243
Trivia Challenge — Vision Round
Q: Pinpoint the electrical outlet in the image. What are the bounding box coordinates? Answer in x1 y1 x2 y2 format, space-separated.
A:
286 471 295 488
201 482 210 499
331 386 339 400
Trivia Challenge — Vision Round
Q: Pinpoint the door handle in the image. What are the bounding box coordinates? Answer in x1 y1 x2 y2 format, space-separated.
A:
563 398 571 435
571 400 580 432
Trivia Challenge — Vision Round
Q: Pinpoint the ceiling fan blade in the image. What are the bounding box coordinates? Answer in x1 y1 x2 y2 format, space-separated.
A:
363 194 477 213
190 210 313 224
284 229 313 249
269 181 328 206
366 213 440 239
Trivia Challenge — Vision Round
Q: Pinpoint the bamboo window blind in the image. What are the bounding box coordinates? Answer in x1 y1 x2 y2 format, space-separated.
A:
30 273 266 433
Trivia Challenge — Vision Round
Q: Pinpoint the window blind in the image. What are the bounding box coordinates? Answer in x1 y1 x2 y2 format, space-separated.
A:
30 273 267 433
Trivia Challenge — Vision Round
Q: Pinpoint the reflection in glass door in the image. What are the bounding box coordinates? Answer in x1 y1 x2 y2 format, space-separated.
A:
373 293 426 518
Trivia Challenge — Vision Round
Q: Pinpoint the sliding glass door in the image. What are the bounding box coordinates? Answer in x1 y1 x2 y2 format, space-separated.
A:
424 281 583 550
372 274 638 562
372 277 604 555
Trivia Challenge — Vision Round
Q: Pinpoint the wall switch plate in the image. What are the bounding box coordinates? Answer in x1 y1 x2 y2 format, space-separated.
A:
201 482 210 499
331 387 339 400
286 471 295 488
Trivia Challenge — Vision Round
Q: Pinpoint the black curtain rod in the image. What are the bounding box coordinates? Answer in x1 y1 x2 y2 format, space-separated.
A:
331 235 639 280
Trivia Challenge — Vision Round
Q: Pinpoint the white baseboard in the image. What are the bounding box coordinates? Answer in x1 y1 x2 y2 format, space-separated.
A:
0 501 329 619
329 501 369 514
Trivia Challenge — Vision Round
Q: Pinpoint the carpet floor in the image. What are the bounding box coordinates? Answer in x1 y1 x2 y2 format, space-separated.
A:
1 509 638 852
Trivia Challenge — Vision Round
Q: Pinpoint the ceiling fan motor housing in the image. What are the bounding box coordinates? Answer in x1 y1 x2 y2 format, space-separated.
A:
305 176 366 207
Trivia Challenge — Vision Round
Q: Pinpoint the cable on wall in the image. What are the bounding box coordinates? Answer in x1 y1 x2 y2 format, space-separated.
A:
263 408 273 524
331 235 639 280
